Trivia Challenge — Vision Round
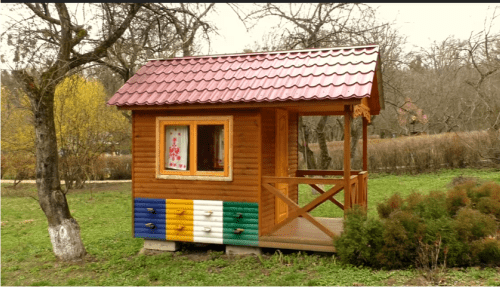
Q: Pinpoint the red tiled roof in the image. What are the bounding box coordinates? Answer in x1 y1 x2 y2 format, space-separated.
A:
107 45 380 107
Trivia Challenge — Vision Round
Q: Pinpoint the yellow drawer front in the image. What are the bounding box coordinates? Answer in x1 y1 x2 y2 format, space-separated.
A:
166 199 193 242
167 226 193 242
167 219 194 226
168 235 193 242
166 199 193 206
166 210 194 217
166 224 194 232
167 229 194 235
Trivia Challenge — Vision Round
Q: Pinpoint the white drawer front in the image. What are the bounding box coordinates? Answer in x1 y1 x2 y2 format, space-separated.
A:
193 225 223 233
193 200 223 206
193 223 223 244
193 210 223 218
192 205 223 213
193 231 223 238
193 236 223 244
193 220 223 230
193 214 223 223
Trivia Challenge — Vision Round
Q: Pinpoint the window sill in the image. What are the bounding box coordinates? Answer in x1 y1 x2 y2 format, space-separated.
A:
156 173 233 182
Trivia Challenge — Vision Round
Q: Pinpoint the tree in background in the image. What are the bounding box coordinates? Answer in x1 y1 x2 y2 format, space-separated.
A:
1 84 35 185
54 75 129 190
2 3 142 261
92 3 217 123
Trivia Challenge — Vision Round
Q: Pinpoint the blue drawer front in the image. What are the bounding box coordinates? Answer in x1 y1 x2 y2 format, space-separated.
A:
135 209 167 220
135 218 166 227
135 198 166 205
134 232 166 240
134 198 166 240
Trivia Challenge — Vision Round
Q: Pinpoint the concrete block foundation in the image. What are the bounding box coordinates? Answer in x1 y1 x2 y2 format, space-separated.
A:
144 240 180 251
225 245 262 256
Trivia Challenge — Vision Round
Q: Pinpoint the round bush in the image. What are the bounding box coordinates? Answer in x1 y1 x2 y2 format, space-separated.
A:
334 206 384 267
446 187 471 217
471 238 500 266
454 207 498 242
377 210 425 269
377 193 403 219
423 217 470 267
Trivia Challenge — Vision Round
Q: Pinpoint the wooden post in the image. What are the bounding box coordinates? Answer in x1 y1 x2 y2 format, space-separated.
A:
362 117 368 171
344 106 351 211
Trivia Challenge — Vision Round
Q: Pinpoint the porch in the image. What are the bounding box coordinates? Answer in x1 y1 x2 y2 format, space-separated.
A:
259 170 368 252
258 103 371 252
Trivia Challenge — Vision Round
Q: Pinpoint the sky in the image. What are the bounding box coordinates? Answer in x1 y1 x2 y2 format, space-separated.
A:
206 3 499 55
0 3 498 69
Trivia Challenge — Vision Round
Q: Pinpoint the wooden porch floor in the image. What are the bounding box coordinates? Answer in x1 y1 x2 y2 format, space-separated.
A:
259 217 343 252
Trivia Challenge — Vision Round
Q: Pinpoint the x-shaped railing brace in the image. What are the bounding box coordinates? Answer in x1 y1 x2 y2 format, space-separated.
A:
262 180 344 239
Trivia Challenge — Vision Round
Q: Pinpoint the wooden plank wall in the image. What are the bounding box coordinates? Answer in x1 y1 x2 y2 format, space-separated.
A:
288 111 298 204
133 110 260 203
260 108 275 234
259 108 298 234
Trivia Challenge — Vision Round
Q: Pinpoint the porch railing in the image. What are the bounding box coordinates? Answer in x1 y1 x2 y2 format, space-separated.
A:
261 170 368 239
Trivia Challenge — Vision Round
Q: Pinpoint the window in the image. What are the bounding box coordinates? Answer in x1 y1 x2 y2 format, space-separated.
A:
156 116 232 181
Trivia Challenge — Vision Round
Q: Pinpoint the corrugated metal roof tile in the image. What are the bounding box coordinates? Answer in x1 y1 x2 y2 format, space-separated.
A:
108 45 380 106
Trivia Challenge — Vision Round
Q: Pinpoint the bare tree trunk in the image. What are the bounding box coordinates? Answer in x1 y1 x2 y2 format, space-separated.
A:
31 87 86 261
316 116 332 169
298 116 317 169
350 117 363 169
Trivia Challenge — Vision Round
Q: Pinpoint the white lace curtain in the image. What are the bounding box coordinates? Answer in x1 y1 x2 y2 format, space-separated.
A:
165 126 188 170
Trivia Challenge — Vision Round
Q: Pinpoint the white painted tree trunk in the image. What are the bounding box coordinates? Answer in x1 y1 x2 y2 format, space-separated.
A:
48 218 86 261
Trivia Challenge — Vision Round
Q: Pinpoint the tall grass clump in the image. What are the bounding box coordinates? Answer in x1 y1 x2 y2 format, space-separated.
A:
334 180 500 269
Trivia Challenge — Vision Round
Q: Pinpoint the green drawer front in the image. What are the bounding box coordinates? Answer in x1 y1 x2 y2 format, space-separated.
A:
223 222 259 230
223 206 259 215
224 239 259 246
223 217 259 224
223 202 258 209
223 201 259 246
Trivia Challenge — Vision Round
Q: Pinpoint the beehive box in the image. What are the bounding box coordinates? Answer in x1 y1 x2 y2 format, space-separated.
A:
134 198 258 247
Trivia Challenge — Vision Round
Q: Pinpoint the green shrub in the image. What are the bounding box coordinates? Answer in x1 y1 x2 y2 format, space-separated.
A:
454 208 498 242
423 217 470 267
402 192 424 214
446 187 471 217
338 181 500 269
377 193 403 219
377 210 425 269
470 238 500 266
467 181 498 206
416 191 448 220
400 190 448 220
334 205 384 267
477 196 500 220
453 180 480 199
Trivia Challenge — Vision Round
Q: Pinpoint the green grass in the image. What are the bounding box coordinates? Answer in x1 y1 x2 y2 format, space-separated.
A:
2 169 500 286
299 168 500 218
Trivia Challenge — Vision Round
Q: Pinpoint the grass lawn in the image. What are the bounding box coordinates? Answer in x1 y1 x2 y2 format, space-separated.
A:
2 168 500 286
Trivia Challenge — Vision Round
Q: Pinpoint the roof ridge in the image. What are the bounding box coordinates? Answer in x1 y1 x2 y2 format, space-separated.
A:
148 48 379 67
146 45 379 62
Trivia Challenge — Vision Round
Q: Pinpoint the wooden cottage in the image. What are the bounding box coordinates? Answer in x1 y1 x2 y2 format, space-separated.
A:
107 45 384 253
